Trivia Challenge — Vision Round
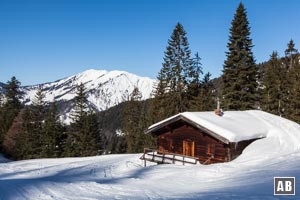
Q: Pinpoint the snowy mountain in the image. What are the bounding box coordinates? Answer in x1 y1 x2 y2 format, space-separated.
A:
21 69 156 123
0 110 300 199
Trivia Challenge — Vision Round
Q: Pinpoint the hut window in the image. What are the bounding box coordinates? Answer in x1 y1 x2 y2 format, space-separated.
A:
207 144 215 156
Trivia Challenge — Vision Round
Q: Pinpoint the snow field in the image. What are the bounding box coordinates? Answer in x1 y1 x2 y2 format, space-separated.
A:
0 110 300 199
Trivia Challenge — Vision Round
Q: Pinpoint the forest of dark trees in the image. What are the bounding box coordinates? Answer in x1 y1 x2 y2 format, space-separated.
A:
0 2 300 160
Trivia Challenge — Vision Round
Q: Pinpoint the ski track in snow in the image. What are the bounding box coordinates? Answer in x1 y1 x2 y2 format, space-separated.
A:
1 110 300 199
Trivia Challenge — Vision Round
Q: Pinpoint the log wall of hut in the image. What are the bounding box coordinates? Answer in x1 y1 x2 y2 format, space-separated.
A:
156 122 230 164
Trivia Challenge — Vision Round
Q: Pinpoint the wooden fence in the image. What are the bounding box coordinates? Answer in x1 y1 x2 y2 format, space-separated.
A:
140 148 199 167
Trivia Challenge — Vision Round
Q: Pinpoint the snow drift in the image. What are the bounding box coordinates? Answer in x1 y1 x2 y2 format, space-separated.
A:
0 110 300 199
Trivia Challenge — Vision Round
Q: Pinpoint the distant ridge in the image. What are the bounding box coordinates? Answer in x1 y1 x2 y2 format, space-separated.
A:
19 69 155 123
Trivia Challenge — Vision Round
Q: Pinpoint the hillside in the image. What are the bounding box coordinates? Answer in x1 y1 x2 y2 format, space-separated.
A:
0 110 299 199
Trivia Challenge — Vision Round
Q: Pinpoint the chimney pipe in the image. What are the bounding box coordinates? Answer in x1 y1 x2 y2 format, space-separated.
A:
215 98 223 116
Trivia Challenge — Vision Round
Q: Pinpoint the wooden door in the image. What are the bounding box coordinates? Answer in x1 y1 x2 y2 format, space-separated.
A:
183 140 195 157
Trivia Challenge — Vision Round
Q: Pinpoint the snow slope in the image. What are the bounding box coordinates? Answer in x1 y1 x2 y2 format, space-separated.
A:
0 110 300 199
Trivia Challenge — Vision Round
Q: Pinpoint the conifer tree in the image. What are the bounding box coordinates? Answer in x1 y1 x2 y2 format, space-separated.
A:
0 77 22 151
2 109 24 158
289 59 300 123
16 87 47 159
16 107 35 159
151 71 170 122
221 3 258 110
261 52 285 115
65 83 102 157
31 86 47 157
190 72 215 111
5 76 22 110
82 112 102 156
65 83 88 156
71 83 88 123
123 87 143 153
284 39 298 70
152 22 193 121
285 40 300 122
42 101 65 158
187 52 203 106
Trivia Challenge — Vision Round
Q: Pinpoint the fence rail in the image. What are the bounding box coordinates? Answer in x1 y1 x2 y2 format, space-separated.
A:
140 148 199 167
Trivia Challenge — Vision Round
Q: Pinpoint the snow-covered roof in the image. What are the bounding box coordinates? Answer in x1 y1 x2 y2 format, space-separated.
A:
147 110 269 143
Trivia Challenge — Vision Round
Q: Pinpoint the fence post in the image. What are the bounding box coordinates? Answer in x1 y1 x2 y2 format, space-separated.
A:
144 148 146 167
152 150 154 161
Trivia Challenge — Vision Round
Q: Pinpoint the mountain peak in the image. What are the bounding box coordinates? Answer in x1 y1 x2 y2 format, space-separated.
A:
21 68 156 123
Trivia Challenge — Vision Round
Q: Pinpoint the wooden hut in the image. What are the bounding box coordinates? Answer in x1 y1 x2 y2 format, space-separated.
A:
145 110 266 164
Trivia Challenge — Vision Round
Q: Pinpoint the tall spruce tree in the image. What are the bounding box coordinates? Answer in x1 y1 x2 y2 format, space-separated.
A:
221 3 258 110
32 86 47 157
17 86 48 159
289 58 300 122
152 22 193 121
66 83 88 156
65 83 101 157
151 71 170 122
261 52 286 115
123 87 143 153
42 101 65 158
16 107 34 159
285 40 300 122
284 39 298 70
70 83 88 123
2 109 24 158
187 52 203 106
0 77 22 151
190 72 215 111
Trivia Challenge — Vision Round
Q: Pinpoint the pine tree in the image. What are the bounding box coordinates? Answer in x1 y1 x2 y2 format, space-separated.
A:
284 39 298 70
5 76 22 110
65 83 102 157
152 22 193 121
289 59 300 122
0 77 23 151
66 83 88 156
190 72 215 111
16 107 35 159
138 100 156 150
187 52 203 107
30 86 47 158
42 101 65 158
261 52 285 115
82 112 102 156
151 71 170 122
221 3 258 110
123 87 143 153
2 109 24 158
284 40 300 122
70 83 88 123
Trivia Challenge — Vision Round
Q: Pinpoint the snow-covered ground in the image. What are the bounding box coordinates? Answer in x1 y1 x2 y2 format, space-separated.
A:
1 110 300 199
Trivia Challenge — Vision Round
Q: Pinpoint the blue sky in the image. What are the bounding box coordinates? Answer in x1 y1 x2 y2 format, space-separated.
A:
1 0 300 85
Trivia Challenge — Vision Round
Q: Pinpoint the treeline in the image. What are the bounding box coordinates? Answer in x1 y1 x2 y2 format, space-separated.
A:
0 81 104 160
260 40 300 122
